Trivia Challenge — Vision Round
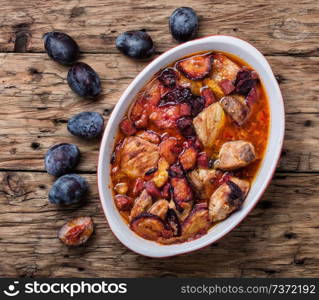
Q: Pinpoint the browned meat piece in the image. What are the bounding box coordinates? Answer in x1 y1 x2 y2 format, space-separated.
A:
215 140 256 170
171 177 193 204
193 103 226 148
208 177 250 222
120 136 159 178
144 181 161 198
220 95 249 126
169 200 193 222
148 199 169 220
182 204 210 239
212 53 241 83
136 130 161 144
159 137 182 164
179 147 197 170
188 168 219 199
219 79 235 95
132 178 144 197
129 189 153 221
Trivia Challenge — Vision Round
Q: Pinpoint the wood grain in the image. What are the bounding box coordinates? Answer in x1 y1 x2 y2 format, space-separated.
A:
0 0 318 56
0 0 318 278
0 171 318 277
0 54 318 172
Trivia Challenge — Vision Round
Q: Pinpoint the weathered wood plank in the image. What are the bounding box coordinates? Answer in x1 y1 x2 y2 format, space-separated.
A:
0 0 318 55
0 171 318 277
0 53 318 172
0 113 318 173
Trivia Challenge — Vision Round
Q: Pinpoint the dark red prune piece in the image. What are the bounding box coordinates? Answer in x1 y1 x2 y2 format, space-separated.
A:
159 68 177 88
179 147 197 171
132 178 144 197
114 195 134 211
145 181 161 198
166 209 182 236
130 213 172 240
197 152 209 168
120 118 137 135
159 87 193 106
169 163 184 178
235 68 258 96
201 87 216 107
246 86 258 105
176 117 196 137
220 79 235 95
176 54 213 80
161 183 171 199
190 96 204 117
58 217 94 246
183 136 203 151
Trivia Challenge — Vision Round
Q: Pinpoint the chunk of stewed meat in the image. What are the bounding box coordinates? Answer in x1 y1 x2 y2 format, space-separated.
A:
188 168 219 199
182 204 210 239
215 140 256 170
171 177 193 204
120 136 159 178
136 130 161 144
208 177 250 222
193 103 226 148
220 95 249 126
129 189 153 221
212 53 241 83
159 137 182 164
179 147 197 171
148 199 169 220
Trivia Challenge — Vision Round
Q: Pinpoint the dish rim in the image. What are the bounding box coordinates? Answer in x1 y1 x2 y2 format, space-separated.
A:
97 35 285 258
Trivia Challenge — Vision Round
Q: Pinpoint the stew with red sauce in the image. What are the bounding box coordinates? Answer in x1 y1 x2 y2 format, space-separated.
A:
110 51 269 244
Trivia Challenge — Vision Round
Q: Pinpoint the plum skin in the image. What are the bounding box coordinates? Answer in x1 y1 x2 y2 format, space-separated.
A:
169 7 198 42
44 143 80 177
43 31 79 65
67 112 104 139
115 30 155 59
67 62 101 98
49 174 88 205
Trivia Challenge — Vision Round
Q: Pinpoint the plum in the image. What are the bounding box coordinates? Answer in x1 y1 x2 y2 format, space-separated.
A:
67 62 101 98
169 7 198 42
115 30 155 59
49 174 88 205
58 217 93 246
44 143 80 177
176 54 212 81
43 31 79 65
168 163 184 178
234 68 258 96
67 112 104 139
130 213 172 240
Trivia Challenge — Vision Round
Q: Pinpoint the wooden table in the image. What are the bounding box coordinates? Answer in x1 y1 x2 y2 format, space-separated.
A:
0 0 318 278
